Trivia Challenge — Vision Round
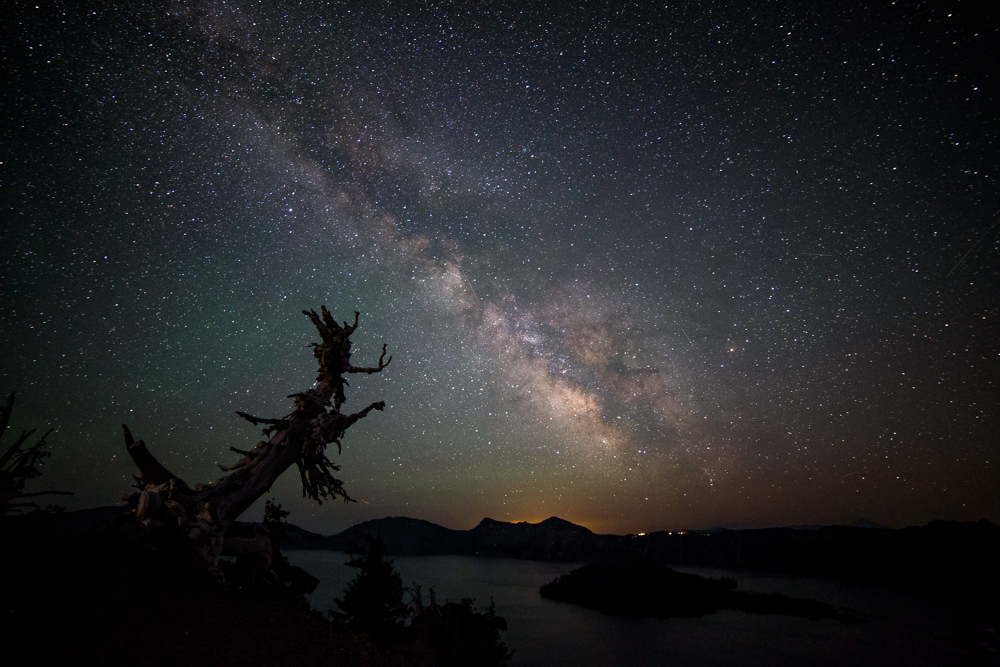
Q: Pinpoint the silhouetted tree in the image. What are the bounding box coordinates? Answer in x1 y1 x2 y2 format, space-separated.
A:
119 308 390 578
263 497 291 548
336 536 407 637
1 391 73 516
263 498 319 597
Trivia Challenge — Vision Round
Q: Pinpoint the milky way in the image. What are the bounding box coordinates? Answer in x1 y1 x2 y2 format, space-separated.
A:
2 1 997 533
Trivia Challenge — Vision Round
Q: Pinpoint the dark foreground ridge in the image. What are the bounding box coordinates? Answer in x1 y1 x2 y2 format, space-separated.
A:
1 512 510 667
539 554 863 622
2 525 391 666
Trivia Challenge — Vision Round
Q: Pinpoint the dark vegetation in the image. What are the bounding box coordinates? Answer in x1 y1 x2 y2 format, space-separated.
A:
1 511 511 666
334 536 512 666
538 554 860 622
407 597 512 667
337 536 409 636
260 498 322 598
217 498 321 599
1 521 404 667
0 391 73 516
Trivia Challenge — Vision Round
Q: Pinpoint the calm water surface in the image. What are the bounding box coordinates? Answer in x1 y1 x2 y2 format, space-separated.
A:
286 551 983 667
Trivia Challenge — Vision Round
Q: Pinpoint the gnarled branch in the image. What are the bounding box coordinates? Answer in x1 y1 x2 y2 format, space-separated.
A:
118 307 391 577
122 424 194 494
348 343 392 374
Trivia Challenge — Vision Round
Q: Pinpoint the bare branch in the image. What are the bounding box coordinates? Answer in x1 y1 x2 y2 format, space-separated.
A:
1 429 50 477
348 343 392 374
218 446 261 472
121 424 194 494
2 392 72 515
236 411 286 427
344 401 387 427
296 448 352 504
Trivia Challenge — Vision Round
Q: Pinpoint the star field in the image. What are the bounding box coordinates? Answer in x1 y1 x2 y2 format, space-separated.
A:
2 0 997 534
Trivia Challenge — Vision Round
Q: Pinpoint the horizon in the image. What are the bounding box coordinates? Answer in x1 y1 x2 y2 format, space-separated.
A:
3 1 997 536
59 503 992 538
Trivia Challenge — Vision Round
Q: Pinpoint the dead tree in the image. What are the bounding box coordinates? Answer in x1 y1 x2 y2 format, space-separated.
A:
1 391 74 516
120 307 390 576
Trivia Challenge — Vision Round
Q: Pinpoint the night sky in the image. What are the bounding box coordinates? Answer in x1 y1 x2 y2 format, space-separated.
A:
2 0 997 535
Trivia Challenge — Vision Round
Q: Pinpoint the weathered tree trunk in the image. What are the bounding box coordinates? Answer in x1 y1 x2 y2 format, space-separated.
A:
120 307 390 576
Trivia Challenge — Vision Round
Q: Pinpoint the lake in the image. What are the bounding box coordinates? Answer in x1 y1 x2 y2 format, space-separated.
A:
285 551 985 666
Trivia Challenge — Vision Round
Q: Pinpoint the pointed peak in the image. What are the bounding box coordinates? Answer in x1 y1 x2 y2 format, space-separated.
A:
537 516 592 533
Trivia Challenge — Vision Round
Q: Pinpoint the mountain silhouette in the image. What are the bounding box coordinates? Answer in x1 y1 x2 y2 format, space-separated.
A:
317 515 605 560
